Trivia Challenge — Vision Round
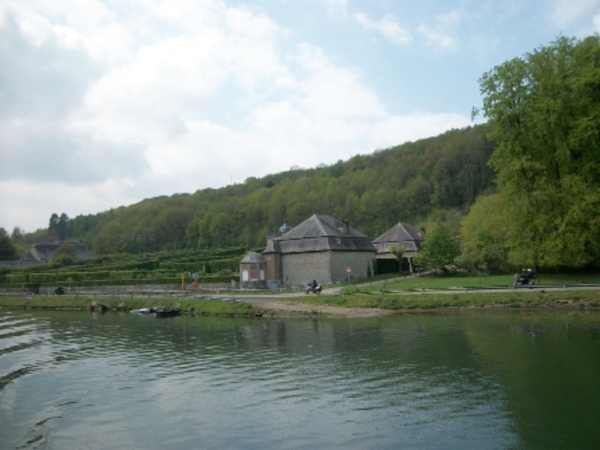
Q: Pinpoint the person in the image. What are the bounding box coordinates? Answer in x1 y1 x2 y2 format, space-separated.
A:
311 279 318 291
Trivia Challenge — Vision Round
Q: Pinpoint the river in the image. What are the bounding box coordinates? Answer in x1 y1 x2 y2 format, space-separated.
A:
1 309 599 449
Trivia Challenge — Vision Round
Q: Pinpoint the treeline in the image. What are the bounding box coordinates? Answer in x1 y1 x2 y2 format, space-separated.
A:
460 35 600 272
18 124 495 255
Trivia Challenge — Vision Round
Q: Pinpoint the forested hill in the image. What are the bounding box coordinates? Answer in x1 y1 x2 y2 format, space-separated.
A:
34 124 497 254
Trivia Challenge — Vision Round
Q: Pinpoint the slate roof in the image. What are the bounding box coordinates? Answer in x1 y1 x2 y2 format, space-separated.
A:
265 214 376 254
21 243 90 263
240 251 264 264
372 222 424 256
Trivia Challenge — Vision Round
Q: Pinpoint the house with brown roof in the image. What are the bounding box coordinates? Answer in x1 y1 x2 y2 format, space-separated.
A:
263 214 376 287
372 222 424 273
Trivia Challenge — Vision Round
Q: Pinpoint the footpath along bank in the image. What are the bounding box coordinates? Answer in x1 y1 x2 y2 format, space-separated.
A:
2 282 600 317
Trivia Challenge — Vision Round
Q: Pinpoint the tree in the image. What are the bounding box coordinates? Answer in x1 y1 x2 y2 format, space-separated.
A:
477 35 600 268
414 222 460 273
48 212 69 241
0 228 18 260
458 193 512 273
48 213 60 240
52 242 77 262
389 244 405 273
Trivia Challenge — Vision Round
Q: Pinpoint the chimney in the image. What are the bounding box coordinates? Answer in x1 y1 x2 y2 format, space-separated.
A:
343 220 349 235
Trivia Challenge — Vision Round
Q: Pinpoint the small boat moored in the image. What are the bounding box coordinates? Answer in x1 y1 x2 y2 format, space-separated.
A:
130 307 181 317
155 308 182 318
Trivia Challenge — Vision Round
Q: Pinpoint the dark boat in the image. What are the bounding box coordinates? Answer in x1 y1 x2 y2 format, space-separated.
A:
155 308 182 318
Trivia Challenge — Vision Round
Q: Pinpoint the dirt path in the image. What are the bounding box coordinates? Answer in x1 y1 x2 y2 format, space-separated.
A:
245 297 395 318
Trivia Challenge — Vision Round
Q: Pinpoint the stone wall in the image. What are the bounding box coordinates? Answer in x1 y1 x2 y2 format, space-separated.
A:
330 252 375 283
282 252 331 286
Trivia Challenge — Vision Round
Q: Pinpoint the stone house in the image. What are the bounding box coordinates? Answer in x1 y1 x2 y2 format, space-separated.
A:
372 222 424 273
263 214 376 287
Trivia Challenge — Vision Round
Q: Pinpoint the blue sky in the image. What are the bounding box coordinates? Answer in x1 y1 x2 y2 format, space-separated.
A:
1 0 599 233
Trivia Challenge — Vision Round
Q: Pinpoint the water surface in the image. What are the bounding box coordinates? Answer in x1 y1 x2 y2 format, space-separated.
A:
1 310 599 449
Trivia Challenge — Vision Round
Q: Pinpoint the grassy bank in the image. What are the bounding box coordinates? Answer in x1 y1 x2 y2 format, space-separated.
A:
0 295 254 316
296 289 600 310
344 273 600 292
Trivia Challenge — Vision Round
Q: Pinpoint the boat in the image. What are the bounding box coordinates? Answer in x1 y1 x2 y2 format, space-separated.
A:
130 307 154 315
155 308 181 318
130 307 181 317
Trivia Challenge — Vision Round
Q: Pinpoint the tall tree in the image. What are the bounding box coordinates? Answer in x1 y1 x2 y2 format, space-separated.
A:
48 213 69 241
477 35 600 268
0 228 18 260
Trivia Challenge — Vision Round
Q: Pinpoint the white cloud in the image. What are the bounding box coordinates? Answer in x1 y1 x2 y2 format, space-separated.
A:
315 0 348 18
417 9 461 50
354 12 412 46
550 0 599 28
594 12 600 31
0 0 479 232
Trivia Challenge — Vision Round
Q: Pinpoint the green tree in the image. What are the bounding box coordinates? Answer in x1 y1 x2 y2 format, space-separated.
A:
52 242 77 262
389 244 405 273
459 193 512 273
477 35 600 268
415 222 460 273
48 213 69 241
0 228 18 260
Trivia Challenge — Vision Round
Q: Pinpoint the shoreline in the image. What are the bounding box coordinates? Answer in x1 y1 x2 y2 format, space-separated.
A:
2 292 600 318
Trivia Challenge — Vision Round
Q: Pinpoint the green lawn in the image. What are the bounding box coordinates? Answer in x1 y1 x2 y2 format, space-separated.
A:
348 273 600 292
299 290 600 310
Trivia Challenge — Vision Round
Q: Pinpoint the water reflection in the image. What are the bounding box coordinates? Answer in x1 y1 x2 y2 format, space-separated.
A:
0 310 599 449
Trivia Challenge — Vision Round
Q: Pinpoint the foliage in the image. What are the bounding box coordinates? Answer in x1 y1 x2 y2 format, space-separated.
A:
477 35 600 268
49 213 69 241
414 222 460 273
0 228 18 260
458 193 512 273
388 244 405 273
0 247 247 288
11 125 496 255
52 242 77 262
53 254 75 267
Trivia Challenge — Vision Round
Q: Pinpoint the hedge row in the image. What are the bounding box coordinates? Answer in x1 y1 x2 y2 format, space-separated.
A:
0 268 243 284
158 258 238 273
1 275 239 290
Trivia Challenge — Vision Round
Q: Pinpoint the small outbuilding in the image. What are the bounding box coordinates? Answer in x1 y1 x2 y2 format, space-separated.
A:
239 251 267 289
373 222 424 274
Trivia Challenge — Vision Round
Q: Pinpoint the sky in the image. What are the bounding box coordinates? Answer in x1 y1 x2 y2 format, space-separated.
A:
1 0 599 233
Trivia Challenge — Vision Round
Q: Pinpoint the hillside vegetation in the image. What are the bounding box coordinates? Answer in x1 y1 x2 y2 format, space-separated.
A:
13 124 496 255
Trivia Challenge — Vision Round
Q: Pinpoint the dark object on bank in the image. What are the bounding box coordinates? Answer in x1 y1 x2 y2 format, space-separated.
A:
55 286 65 295
155 308 182 318
514 269 537 286
131 307 181 317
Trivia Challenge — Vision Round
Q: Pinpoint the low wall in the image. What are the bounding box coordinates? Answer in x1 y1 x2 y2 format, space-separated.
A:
0 282 235 296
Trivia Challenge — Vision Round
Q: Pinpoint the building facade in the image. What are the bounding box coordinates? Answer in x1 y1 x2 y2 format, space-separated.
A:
372 222 424 273
263 214 376 287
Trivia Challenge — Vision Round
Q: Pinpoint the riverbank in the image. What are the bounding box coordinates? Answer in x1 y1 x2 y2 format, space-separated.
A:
2 287 600 318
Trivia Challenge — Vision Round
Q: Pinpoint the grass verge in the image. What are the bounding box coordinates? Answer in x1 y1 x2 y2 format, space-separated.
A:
294 290 600 310
0 295 255 316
